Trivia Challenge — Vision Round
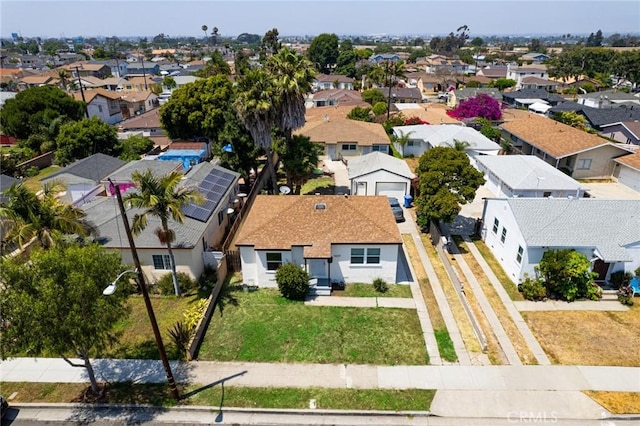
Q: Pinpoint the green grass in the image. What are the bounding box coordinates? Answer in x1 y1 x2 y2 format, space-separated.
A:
104 292 208 360
434 329 458 362
473 240 524 301
2 382 435 411
22 166 61 192
199 287 428 365
301 176 335 195
340 283 413 298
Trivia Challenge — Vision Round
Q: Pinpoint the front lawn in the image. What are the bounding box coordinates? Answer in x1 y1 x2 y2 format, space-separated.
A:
301 175 335 195
337 283 413 298
22 166 61 192
199 287 428 365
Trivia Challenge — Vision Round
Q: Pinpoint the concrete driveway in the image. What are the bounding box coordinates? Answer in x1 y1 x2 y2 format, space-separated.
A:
585 181 640 199
320 156 350 195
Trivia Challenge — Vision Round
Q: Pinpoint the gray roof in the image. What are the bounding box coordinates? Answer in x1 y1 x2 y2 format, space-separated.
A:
579 90 640 101
105 159 183 182
502 89 565 104
453 88 502 101
476 156 587 192
347 152 415 180
549 102 640 128
42 153 126 186
0 174 19 193
506 198 640 261
393 124 501 152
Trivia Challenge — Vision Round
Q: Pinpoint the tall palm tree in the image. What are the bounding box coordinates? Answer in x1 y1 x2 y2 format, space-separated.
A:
211 27 219 47
0 181 95 253
391 130 415 157
201 25 208 47
57 69 70 91
124 170 204 297
446 139 472 151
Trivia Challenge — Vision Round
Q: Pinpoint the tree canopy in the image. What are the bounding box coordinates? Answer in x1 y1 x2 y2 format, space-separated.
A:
447 93 502 121
307 33 339 74
0 243 130 394
55 117 119 166
277 135 322 194
415 146 485 228
537 249 599 302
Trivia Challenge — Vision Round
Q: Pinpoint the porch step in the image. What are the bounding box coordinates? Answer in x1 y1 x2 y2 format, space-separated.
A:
601 290 618 301
309 285 331 296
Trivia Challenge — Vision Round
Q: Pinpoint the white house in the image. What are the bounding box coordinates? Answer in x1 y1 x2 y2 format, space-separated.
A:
614 151 640 192
84 162 240 283
476 155 589 198
392 124 501 164
348 151 415 199
312 74 356 91
481 198 640 284
235 195 403 293
72 89 123 125
506 64 549 90
40 153 126 206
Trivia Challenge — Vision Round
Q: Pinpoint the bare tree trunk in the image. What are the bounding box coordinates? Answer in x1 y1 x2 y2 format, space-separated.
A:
265 147 278 195
62 354 100 395
166 240 181 297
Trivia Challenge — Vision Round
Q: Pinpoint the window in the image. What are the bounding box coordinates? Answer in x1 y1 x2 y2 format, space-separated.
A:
351 248 365 264
372 145 388 153
577 159 592 170
407 141 415 147
516 246 523 263
266 253 282 271
342 144 357 151
351 248 380 264
217 210 224 225
501 227 507 243
98 105 103 113
493 218 499 234
152 254 171 270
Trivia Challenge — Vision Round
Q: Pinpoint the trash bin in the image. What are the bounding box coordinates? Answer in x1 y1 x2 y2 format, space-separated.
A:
403 194 413 208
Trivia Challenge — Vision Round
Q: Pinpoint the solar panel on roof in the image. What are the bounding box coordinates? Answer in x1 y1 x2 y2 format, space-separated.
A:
184 168 236 223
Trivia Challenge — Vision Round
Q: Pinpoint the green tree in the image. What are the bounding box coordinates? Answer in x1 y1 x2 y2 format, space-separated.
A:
275 262 310 301
0 244 130 395
492 78 517 90
415 146 485 229
201 25 209 45
196 51 231 77
537 249 599 302
260 28 281 58
55 117 119 166
362 88 386 105
0 181 96 252
470 37 484 47
372 101 388 116
277 135 322 194
529 38 545 53
552 111 588 130
162 76 177 90
347 106 373 122
335 40 358 78
465 80 482 88
0 86 85 140
446 139 472 151
477 117 501 142
214 109 261 183
307 33 339 74
117 134 154 161
124 170 204 297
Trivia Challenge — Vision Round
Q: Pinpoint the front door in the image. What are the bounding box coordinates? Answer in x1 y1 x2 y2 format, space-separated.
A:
592 259 610 282
308 259 327 279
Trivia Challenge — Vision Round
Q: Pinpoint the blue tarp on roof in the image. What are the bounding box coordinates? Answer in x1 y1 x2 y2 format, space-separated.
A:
157 149 206 169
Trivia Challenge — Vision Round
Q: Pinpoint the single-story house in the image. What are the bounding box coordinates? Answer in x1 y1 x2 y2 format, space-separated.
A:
502 89 566 107
547 102 640 131
520 76 559 92
40 153 126 206
118 108 165 137
0 174 20 204
18 74 54 90
475 66 508 79
476 155 588 198
578 90 640 109
84 162 239 283
295 116 390 160
614 151 640 192
600 121 640 146
519 53 550 64
381 87 422 104
158 149 207 169
307 89 364 108
235 195 403 292
348 151 415 199
369 53 401 63
103 159 183 195
392 124 501 162
500 113 634 179
447 88 502 108
313 74 356 91
481 198 640 283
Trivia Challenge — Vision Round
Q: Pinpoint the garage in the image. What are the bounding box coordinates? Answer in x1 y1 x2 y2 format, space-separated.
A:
375 182 407 199
618 166 640 192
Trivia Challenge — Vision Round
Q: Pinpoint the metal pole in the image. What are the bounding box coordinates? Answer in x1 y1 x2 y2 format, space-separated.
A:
386 61 393 120
110 179 181 401
75 66 89 118
141 56 148 90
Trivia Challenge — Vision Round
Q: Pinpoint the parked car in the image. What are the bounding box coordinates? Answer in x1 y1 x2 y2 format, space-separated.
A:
388 197 405 222
1 395 8 418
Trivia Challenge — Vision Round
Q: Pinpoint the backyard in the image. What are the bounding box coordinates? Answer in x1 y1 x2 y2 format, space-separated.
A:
198 286 428 365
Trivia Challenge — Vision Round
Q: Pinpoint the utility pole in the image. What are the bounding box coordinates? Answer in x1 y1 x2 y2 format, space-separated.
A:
74 65 89 118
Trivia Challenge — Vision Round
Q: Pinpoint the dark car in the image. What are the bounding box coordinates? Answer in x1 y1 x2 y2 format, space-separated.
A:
1 395 8 418
388 197 405 222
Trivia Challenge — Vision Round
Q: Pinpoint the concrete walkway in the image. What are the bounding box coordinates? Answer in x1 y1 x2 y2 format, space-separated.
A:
462 236 551 366
515 300 629 311
399 210 472 366
305 296 416 309
320 157 350 195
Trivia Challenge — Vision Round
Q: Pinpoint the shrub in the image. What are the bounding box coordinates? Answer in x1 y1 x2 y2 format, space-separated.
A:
585 282 603 301
447 93 502 121
167 321 194 361
609 271 633 289
372 101 388 116
275 263 310 300
156 272 197 296
537 249 597 302
373 277 388 293
618 285 634 306
183 298 209 330
198 266 218 289
636 266 640 277
519 274 547 301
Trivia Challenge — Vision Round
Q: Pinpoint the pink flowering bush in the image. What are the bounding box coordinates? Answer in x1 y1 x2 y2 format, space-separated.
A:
404 117 430 125
447 93 502 120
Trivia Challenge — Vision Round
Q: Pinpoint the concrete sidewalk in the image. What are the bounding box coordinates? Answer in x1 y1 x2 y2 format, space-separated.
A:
304 296 416 309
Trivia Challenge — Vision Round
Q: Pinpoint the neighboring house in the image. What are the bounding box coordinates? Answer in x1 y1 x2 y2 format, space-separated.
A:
405 72 441 94
119 91 158 119
447 87 502 108
295 116 390 160
464 75 494 87
65 62 111 79
313 74 356 91
600 121 640 146
307 89 364 108
481 197 640 283
501 88 566 108
18 74 53 90
0 174 20 204
118 108 165 136
506 64 549 89
72 88 123 125
476 155 588 198
88 60 128 78
548 102 640 131
520 76 559 92
392 124 501 162
103 159 183 195
424 55 468 75
475 66 508 79
500 113 634 179
235 195 403 291
381 87 422 104
369 53 401 63
348 151 415 199
40 153 126 206
164 75 199 92
614 151 640 192
121 76 161 92
577 90 640 109
519 52 550 64
126 62 160 76
84 162 240 282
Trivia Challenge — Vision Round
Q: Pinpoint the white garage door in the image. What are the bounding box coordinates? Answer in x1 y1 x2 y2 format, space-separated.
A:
619 167 640 192
375 182 407 199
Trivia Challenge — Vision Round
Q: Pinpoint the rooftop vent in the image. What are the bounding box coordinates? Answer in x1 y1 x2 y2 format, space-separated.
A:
314 203 327 210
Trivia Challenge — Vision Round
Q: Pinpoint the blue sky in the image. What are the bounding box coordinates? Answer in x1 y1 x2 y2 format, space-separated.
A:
2 1 639 39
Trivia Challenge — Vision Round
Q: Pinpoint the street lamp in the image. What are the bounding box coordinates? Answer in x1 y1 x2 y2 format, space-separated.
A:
103 269 137 296
74 65 89 118
105 178 181 401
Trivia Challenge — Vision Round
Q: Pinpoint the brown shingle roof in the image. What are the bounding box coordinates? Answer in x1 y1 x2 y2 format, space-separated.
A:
615 151 640 172
235 195 402 257
622 121 640 139
295 117 389 146
20 75 53 85
315 74 355 83
71 88 122 103
501 114 613 158
119 108 162 130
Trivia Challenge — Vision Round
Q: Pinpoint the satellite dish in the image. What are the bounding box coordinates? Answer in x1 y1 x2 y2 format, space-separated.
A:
226 207 235 215
279 185 291 195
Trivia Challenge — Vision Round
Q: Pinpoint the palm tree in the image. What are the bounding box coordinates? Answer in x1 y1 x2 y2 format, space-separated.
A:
446 139 472 151
57 69 70 91
201 25 208 46
0 181 96 253
211 27 219 47
391 130 414 157
124 170 204 296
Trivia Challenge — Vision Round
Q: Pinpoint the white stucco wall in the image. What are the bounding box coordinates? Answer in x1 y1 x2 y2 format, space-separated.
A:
482 199 528 281
117 246 205 285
